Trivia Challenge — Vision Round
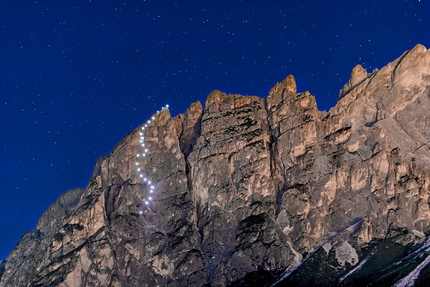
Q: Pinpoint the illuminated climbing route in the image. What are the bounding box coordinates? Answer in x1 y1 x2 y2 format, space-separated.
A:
136 104 169 215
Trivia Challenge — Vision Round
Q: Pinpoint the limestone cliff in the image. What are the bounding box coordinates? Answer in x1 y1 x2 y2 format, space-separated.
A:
1 44 430 287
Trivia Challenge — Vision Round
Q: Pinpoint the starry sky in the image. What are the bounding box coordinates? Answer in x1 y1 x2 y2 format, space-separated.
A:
1 0 429 260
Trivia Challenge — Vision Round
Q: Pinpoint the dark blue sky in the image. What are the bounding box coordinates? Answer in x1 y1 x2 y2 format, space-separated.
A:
1 0 429 259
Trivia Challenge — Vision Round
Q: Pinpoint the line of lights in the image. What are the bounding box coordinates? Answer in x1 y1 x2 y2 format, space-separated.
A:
136 105 169 215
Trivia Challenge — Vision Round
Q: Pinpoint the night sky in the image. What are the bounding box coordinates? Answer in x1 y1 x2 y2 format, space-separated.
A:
1 1 429 260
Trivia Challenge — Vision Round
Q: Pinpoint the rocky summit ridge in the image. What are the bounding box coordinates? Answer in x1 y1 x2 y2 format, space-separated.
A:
1 44 430 287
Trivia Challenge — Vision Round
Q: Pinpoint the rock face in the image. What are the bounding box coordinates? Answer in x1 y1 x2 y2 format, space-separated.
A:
0 260 5 281
1 44 430 287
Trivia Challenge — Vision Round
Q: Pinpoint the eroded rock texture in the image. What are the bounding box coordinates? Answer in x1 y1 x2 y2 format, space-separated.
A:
1 44 430 286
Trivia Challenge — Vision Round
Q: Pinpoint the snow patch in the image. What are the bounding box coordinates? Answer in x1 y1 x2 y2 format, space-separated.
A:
411 229 425 239
322 242 332 255
394 252 430 287
339 257 369 283
335 241 358 267
288 242 303 265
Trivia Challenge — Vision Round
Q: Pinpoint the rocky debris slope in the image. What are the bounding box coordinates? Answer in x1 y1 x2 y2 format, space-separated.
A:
1 44 430 287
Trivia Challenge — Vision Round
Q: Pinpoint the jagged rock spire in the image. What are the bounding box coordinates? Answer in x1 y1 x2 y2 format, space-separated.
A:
339 64 369 98
269 74 297 95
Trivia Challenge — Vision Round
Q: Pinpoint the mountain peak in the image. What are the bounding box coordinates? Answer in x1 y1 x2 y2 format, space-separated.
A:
269 74 297 95
339 64 369 98
2 45 430 287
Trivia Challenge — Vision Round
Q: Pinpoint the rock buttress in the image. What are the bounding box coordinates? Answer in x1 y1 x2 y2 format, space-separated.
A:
188 91 295 284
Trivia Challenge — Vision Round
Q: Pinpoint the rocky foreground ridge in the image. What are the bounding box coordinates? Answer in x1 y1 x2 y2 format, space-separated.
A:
1 44 430 287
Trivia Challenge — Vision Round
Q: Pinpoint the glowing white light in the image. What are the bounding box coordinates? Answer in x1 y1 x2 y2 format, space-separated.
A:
137 116 161 208
166 104 169 108
139 210 143 215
